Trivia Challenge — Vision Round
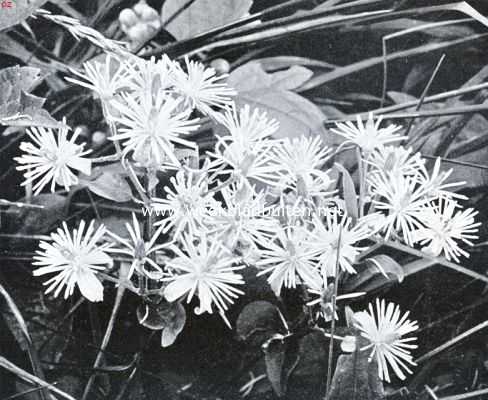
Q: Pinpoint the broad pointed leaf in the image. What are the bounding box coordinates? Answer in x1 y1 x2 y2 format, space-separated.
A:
161 0 252 40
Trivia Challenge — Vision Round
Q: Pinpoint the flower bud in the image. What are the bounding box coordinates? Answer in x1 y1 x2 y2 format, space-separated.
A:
128 23 154 42
74 125 89 139
91 130 107 148
133 1 159 22
210 58 231 75
119 8 138 30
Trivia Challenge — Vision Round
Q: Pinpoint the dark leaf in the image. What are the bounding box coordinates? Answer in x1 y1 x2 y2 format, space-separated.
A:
369 18 474 40
1 281 73 371
258 56 336 72
387 91 418 105
9 193 66 235
328 336 384 400
236 301 287 346
442 114 488 188
262 333 300 398
287 330 329 399
344 254 404 292
161 302 186 347
334 163 358 222
136 301 186 347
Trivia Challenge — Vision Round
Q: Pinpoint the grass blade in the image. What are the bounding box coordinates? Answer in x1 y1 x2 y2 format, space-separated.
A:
0 280 49 400
300 33 488 91
415 319 488 364
0 356 76 400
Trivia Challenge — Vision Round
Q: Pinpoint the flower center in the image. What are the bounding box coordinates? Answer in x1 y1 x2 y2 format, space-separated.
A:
237 153 256 177
61 248 83 270
378 332 401 345
41 148 59 163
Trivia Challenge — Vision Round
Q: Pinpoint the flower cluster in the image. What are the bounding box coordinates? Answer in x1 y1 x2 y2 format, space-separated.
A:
16 51 481 383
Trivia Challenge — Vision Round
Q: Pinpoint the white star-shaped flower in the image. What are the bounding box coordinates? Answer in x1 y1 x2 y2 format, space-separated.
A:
273 136 333 197
413 197 480 262
256 226 321 296
33 220 112 302
164 233 244 324
205 183 279 249
66 54 129 103
311 212 372 276
170 57 236 115
152 170 217 239
107 213 168 281
332 113 405 156
15 123 92 195
110 91 200 166
354 299 418 383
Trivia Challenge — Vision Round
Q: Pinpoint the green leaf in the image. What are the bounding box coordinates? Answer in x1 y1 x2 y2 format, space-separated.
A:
82 170 133 203
262 333 300 398
228 62 327 140
161 0 252 40
328 336 384 400
0 0 49 32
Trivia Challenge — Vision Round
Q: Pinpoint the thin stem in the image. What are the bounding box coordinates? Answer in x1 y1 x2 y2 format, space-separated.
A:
326 104 488 125
415 319 488 364
143 168 157 295
356 147 365 218
81 285 125 400
91 154 120 164
322 332 346 341
325 226 342 400
404 54 446 138
102 104 149 204
375 238 488 284
0 199 44 209
439 388 488 400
